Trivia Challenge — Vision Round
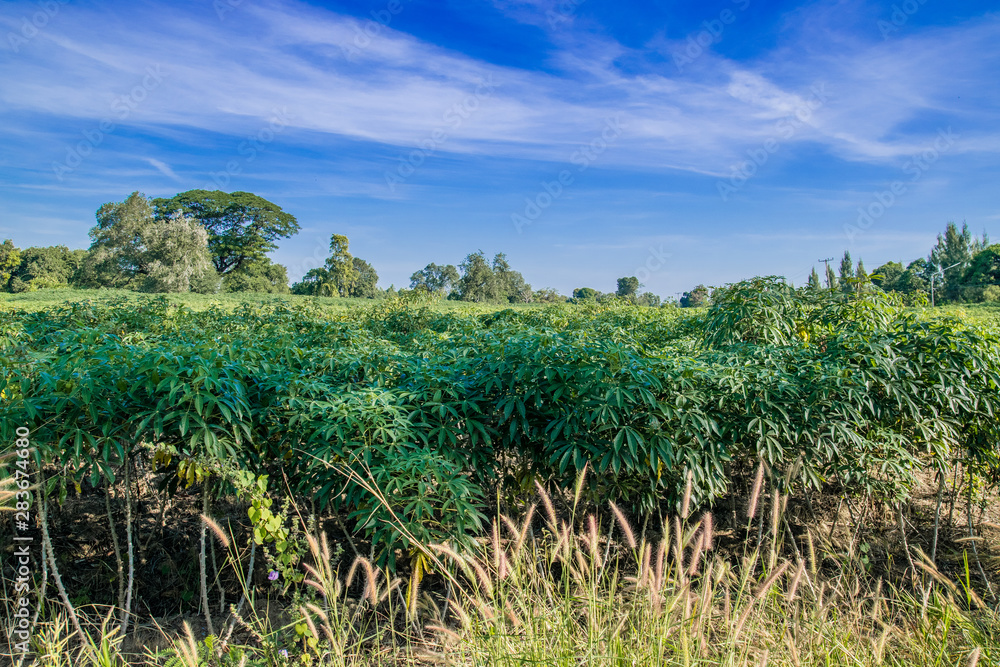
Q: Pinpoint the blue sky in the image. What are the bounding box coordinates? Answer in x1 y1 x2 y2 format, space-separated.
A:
1 0 998 296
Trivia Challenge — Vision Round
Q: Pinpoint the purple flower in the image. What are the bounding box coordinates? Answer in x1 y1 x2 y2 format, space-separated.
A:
279 649 289 659
268 570 280 581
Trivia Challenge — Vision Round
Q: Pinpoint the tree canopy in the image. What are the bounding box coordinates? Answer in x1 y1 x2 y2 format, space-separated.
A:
82 192 217 293
152 190 299 275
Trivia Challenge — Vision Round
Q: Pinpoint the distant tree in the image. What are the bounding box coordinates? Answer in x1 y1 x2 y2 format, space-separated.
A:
152 190 300 275
532 287 565 303
853 259 869 293
680 284 709 308
807 267 821 290
456 251 498 302
871 261 903 292
572 287 600 301
616 276 640 298
13 245 88 290
222 258 289 293
0 240 21 291
290 234 375 297
839 251 854 292
410 263 460 295
824 263 838 290
325 234 358 297
491 253 531 303
350 257 379 298
636 292 660 307
82 192 217 293
928 221 988 302
897 258 930 297
291 267 335 296
961 244 1000 301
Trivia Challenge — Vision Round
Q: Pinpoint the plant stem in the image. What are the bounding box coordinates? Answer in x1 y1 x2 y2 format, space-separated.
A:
200 477 215 636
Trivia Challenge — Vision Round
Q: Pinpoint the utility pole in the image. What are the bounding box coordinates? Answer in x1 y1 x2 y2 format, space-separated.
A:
818 257 835 288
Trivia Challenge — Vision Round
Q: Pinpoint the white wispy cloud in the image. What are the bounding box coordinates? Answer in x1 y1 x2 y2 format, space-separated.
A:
0 0 998 180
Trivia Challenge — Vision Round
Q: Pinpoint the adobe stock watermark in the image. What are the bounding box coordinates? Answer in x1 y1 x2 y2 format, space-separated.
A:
384 75 500 192
51 65 166 181
201 108 293 191
716 82 830 202
546 0 586 28
877 0 929 39
287 233 336 281
5 0 69 54
632 244 672 287
673 0 751 72
511 115 625 234
844 127 957 243
339 0 413 60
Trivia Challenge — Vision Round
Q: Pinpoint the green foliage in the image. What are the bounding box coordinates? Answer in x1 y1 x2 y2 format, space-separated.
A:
291 235 375 298
929 221 989 302
83 192 217 293
616 276 639 298
152 190 300 275
456 251 531 303
3 282 1000 568
679 284 708 308
13 245 88 289
410 262 459 295
351 256 380 298
223 258 289 294
0 239 20 290
963 243 1000 287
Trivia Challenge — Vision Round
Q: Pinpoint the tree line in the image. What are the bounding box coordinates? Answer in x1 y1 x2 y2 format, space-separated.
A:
679 221 997 308
6 192 994 308
0 190 667 305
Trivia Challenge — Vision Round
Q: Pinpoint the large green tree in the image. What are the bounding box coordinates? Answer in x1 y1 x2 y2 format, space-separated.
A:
807 267 821 290
350 257 379 298
152 190 299 275
839 251 854 293
82 192 218 293
572 287 600 301
291 234 376 297
0 240 21 291
491 253 531 303
410 263 460 295
616 276 640 298
680 284 709 308
928 221 989 302
871 261 904 292
222 258 289 293
456 251 498 302
13 245 88 289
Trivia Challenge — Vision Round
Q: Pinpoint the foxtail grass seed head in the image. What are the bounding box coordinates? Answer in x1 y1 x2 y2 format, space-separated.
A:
688 529 705 577
703 512 714 550
654 538 666 590
748 461 765 519
573 462 588 509
199 514 230 549
515 504 536 556
610 502 637 550
491 520 501 569
587 514 599 559
787 560 805 602
968 648 982 667
535 480 558 529
755 561 790 599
